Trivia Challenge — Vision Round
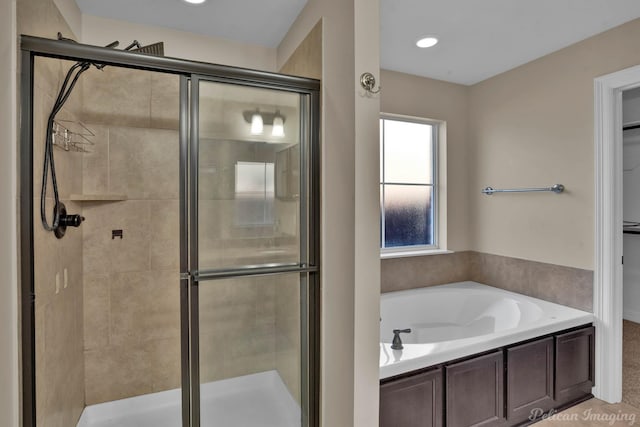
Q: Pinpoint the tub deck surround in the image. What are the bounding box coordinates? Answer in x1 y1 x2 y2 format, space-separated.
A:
379 281 593 379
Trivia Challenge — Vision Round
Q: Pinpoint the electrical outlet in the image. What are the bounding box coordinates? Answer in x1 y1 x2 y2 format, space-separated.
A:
64 268 68 289
55 272 60 294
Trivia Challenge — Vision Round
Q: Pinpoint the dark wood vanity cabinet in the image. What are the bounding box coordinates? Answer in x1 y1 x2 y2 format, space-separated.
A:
380 368 443 427
380 325 594 427
446 351 505 427
506 337 554 424
554 326 595 406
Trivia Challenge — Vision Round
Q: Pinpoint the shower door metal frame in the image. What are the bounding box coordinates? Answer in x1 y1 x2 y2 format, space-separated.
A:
187 74 320 426
19 35 320 427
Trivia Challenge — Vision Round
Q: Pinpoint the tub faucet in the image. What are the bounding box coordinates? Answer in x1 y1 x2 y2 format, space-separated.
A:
391 329 411 350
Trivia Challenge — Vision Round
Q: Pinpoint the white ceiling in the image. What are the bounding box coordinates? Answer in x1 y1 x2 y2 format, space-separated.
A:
381 0 640 85
76 0 640 85
74 0 307 48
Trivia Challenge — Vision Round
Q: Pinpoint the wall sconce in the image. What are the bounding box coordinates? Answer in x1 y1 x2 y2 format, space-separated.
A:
243 109 286 137
250 110 263 135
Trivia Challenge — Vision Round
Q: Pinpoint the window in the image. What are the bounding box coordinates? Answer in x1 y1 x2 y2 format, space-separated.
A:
380 116 441 255
235 161 275 226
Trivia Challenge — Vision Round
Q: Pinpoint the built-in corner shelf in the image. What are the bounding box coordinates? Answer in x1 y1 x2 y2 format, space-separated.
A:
69 194 127 202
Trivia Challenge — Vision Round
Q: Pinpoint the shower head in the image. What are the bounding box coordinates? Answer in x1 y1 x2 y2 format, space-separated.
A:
132 42 165 56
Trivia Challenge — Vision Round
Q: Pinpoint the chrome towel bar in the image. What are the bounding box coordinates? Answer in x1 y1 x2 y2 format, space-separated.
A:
481 184 565 195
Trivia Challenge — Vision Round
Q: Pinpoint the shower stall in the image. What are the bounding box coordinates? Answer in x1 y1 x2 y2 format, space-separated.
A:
20 35 320 427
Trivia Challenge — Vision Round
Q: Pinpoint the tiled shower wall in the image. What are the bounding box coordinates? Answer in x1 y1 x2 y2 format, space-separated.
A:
80 66 301 404
80 67 183 404
381 251 593 311
32 56 86 426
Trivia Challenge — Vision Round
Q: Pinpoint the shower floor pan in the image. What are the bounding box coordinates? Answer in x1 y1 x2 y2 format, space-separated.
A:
76 370 301 427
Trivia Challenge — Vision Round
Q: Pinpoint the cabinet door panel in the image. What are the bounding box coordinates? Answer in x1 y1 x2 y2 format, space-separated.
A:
555 326 595 405
380 368 443 427
507 337 554 424
446 351 505 427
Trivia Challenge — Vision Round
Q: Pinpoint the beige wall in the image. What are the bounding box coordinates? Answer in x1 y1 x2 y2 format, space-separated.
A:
278 0 382 425
279 3 356 425
0 0 18 425
52 0 81 38
353 0 381 426
469 18 640 271
279 21 322 80
380 70 470 251
81 15 277 72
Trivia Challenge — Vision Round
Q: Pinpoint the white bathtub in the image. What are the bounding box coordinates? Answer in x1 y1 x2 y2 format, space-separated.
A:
379 281 593 379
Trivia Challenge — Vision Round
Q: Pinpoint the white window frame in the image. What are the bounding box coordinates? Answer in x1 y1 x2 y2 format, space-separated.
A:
380 113 449 259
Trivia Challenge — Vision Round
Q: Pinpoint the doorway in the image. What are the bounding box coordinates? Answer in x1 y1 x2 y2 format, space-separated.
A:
594 64 640 404
621 87 640 407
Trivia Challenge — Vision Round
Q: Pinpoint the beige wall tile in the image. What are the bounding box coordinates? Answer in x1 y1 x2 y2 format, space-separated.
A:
109 271 180 346
33 88 54 200
275 274 301 402
147 337 182 393
31 46 86 427
82 201 151 275
34 57 63 98
51 148 84 199
108 127 179 199
380 251 472 293
81 125 109 195
279 21 322 80
84 336 181 405
198 277 276 384
81 67 152 128
83 274 110 351
84 344 153 404
381 251 593 311
35 304 46 427
42 289 84 427
471 252 593 311
151 73 180 130
148 200 180 270
33 208 63 308
109 236 152 274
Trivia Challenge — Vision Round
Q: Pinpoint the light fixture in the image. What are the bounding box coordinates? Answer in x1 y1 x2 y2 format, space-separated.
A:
272 112 285 137
416 37 438 48
183 0 207 4
243 109 286 138
250 111 264 135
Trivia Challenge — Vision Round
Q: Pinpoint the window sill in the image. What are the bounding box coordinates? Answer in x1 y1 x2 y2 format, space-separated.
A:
380 249 454 259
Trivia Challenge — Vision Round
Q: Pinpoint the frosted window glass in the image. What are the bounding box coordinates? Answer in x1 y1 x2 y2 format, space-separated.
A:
383 185 433 247
384 185 434 247
383 120 432 184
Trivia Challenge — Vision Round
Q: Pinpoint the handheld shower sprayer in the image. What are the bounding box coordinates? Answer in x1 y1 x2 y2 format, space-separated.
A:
40 34 122 238
41 33 166 238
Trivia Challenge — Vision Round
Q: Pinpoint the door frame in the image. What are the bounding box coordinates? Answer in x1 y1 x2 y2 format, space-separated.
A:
19 35 321 427
593 64 640 403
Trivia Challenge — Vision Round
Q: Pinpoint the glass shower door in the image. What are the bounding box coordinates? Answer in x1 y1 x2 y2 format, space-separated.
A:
185 76 318 427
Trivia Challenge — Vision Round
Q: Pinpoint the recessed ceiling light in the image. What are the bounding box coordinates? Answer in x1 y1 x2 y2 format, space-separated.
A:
183 0 206 4
416 37 438 48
